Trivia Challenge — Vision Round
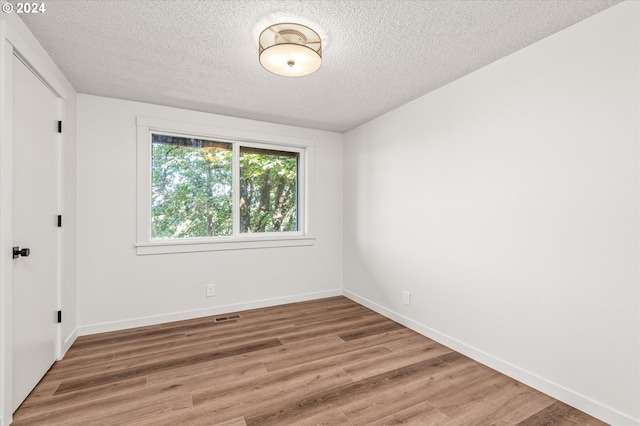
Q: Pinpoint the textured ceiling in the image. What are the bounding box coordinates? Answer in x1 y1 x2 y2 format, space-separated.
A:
18 0 620 132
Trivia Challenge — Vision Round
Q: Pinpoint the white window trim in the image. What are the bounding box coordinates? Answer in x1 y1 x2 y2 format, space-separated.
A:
136 116 315 255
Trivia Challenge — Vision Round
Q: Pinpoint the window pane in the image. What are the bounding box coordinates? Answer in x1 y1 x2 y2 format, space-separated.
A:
239 146 299 233
151 134 232 239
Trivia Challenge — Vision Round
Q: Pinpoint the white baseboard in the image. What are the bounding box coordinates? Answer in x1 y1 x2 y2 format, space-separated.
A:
343 289 639 426
77 289 343 336
62 328 78 356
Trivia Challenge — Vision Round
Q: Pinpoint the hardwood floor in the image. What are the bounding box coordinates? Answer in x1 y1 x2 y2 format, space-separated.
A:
12 297 607 425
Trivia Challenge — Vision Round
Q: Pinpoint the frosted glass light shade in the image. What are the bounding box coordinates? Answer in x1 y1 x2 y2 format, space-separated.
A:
259 23 322 77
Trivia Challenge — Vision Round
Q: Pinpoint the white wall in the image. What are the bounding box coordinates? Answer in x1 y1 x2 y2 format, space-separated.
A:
344 2 639 425
0 12 77 426
76 95 343 333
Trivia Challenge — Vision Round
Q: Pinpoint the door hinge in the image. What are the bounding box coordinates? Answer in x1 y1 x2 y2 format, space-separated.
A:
57 121 62 133
57 215 62 227
57 310 62 323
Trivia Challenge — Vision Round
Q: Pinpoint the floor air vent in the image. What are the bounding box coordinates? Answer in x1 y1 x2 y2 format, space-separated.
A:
214 314 240 323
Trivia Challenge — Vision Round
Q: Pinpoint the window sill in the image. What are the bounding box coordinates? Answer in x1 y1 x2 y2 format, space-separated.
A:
135 235 315 255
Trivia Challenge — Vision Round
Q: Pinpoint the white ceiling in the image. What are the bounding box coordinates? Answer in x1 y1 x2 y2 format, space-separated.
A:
18 0 620 132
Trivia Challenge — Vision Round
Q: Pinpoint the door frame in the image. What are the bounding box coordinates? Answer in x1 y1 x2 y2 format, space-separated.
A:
0 13 76 426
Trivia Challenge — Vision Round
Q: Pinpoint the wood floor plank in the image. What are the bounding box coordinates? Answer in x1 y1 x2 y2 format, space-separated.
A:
199 368 353 415
13 296 608 426
59 331 188 365
442 379 557 425
290 409 353 425
46 339 207 383
433 372 521 418
257 334 346 368
21 360 264 425
10 379 60 410
262 328 416 372
367 400 449 425
12 377 148 421
263 335 392 372
183 315 289 339
426 368 504 416
48 351 116 370
213 417 247 426
437 350 473 365
73 390 192 426
233 297 353 323
340 356 494 425
69 320 216 349
191 367 353 408
343 339 453 381
291 305 374 326
516 400 608 425
151 368 355 425
276 314 391 344
12 384 193 426
55 338 281 395
381 329 437 350
244 358 448 426
70 324 162 343
110 332 220 360
214 323 297 347
338 320 406 341
145 359 267 389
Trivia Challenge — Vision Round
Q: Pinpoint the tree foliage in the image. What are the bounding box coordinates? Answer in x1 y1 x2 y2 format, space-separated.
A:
240 147 298 233
151 135 298 239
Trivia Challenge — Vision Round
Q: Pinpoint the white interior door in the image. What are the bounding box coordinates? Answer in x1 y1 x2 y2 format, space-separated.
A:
12 55 61 412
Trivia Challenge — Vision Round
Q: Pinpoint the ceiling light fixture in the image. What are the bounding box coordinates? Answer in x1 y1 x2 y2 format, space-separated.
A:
259 23 322 77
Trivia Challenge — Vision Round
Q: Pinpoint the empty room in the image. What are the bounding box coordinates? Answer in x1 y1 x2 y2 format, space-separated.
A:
0 1 638 425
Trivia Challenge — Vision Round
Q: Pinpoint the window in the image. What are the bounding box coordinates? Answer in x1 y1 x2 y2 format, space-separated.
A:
239 146 299 234
152 134 233 239
136 117 314 254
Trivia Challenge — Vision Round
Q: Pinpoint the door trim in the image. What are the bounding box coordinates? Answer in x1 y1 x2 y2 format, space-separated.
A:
13 51 61 98
0 34 16 426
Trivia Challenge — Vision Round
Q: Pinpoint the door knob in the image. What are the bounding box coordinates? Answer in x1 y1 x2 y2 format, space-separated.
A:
12 247 30 259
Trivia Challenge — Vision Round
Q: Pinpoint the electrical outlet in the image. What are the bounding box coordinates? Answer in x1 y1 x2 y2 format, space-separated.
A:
403 291 411 306
206 284 215 297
